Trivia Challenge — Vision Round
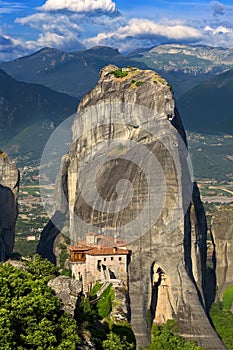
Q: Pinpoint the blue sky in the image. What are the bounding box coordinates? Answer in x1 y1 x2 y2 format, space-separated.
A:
0 0 233 61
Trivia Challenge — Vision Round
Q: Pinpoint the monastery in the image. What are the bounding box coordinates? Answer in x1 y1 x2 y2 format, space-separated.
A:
68 232 131 293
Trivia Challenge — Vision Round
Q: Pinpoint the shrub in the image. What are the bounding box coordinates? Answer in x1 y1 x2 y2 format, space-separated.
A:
110 69 129 78
146 320 203 350
135 81 144 87
102 332 135 350
112 321 136 345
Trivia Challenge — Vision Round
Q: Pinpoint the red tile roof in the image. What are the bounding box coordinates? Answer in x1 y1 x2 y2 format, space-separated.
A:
87 247 129 256
69 233 129 256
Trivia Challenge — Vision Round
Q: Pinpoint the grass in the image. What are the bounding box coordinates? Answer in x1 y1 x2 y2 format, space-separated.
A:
210 301 233 349
89 281 103 299
223 284 233 311
96 284 114 319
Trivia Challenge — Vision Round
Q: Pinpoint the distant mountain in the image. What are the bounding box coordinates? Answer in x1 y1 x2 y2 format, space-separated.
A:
177 69 233 134
0 46 148 99
130 44 233 97
0 69 77 160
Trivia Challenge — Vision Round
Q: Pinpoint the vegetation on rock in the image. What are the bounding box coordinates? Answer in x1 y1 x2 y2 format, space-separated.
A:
75 282 136 349
144 320 204 350
135 81 144 87
110 68 129 78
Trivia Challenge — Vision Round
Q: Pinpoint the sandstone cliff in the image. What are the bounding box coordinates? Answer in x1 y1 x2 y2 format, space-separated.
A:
40 66 226 349
0 151 19 260
211 207 233 299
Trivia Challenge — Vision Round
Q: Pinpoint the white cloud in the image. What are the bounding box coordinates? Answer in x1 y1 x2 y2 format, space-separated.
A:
2 0 233 61
16 12 83 33
201 25 233 47
204 25 231 35
0 34 27 61
84 18 202 51
39 0 118 14
25 31 85 51
15 2 123 54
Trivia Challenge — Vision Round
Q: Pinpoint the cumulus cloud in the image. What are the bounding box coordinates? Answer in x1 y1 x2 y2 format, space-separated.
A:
15 0 123 54
39 0 119 15
16 12 83 33
204 25 231 35
202 24 233 47
16 11 88 52
2 0 233 61
84 18 202 51
25 31 85 52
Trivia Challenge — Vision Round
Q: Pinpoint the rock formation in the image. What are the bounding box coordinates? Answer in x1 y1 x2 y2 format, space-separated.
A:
211 208 233 298
0 151 19 261
39 65 226 349
48 276 82 315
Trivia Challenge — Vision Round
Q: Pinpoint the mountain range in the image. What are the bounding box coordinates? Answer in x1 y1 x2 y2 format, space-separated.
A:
0 44 233 178
0 69 77 160
0 46 147 99
129 44 233 97
177 68 233 134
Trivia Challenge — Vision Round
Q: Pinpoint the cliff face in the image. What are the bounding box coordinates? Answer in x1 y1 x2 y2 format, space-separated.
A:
41 65 225 349
0 152 19 260
211 208 233 298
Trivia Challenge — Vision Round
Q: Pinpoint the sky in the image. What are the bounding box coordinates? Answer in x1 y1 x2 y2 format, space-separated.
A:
0 0 233 61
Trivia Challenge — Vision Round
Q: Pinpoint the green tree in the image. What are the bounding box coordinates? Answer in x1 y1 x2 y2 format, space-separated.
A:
103 332 135 350
26 254 59 281
146 320 203 350
0 259 80 349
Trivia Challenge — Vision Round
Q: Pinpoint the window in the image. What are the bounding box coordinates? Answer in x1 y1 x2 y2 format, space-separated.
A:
111 257 114 261
104 257 106 261
119 257 122 261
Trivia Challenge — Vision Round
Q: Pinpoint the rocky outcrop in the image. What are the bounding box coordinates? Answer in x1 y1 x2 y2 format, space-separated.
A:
211 208 233 298
48 276 82 315
111 285 129 323
0 151 19 261
41 65 226 349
